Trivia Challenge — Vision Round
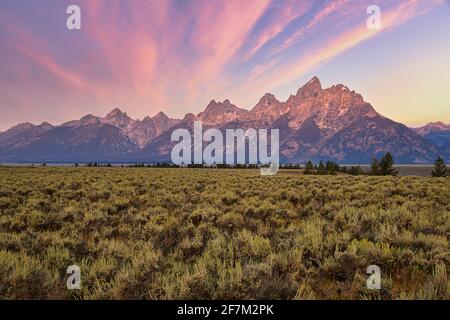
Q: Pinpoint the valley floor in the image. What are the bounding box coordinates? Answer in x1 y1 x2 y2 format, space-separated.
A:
0 168 448 299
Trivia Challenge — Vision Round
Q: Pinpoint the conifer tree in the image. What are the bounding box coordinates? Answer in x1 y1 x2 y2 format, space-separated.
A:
379 152 398 176
432 156 448 177
317 161 326 174
370 158 380 176
304 161 314 174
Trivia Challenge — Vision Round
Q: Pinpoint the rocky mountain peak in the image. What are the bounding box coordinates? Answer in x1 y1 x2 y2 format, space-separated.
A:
205 100 217 108
413 121 450 135
251 93 287 121
425 122 450 130
296 76 322 99
142 116 152 123
102 108 134 133
284 78 378 131
14 122 35 130
80 114 100 125
154 111 167 118
39 122 54 130
183 113 198 122
258 93 278 105
203 99 238 113
105 108 130 121
198 99 248 125
152 111 178 129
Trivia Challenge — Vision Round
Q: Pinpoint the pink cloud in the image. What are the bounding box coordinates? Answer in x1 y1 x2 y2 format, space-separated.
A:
270 0 350 56
1 22 86 90
79 0 271 114
0 0 446 130
185 0 271 80
240 0 313 61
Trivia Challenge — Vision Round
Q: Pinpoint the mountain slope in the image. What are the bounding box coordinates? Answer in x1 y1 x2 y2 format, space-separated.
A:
0 109 180 162
0 77 446 163
273 78 440 163
412 122 450 156
0 120 139 162
412 122 450 136
0 122 54 149
101 108 179 147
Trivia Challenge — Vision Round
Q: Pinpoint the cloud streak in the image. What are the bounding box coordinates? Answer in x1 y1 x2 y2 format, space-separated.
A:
231 0 445 103
0 0 446 129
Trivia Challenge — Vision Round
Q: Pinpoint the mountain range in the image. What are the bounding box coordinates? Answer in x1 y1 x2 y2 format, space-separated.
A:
0 77 448 164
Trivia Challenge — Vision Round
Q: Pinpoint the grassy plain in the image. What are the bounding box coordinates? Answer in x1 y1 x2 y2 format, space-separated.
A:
0 167 448 299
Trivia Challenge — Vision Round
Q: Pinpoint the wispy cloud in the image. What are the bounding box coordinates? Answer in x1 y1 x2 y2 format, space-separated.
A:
269 0 350 56
238 0 313 61
0 0 446 129
230 0 445 104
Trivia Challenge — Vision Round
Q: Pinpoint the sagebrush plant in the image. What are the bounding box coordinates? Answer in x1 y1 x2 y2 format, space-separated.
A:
0 167 448 300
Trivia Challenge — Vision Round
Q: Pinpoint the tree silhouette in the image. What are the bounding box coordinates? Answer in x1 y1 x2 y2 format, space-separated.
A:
304 161 314 175
370 157 380 175
317 161 326 174
371 152 398 176
349 166 362 176
432 156 448 177
379 152 398 176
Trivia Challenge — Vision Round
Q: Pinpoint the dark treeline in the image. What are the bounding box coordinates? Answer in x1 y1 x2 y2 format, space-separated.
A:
5 153 444 177
303 160 363 176
369 152 398 176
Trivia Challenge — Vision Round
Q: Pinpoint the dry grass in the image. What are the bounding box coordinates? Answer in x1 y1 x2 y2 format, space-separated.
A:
0 167 448 300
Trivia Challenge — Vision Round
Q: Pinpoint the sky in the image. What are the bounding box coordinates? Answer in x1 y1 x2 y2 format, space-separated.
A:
0 0 449 131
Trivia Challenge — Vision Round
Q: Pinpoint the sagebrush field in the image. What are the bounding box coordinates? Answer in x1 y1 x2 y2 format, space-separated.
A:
0 167 448 299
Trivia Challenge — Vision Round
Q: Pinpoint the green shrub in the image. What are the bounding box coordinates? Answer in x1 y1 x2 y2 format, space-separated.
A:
0 167 448 300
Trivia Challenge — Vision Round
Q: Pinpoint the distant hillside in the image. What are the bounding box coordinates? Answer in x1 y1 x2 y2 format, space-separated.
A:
1 77 448 164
